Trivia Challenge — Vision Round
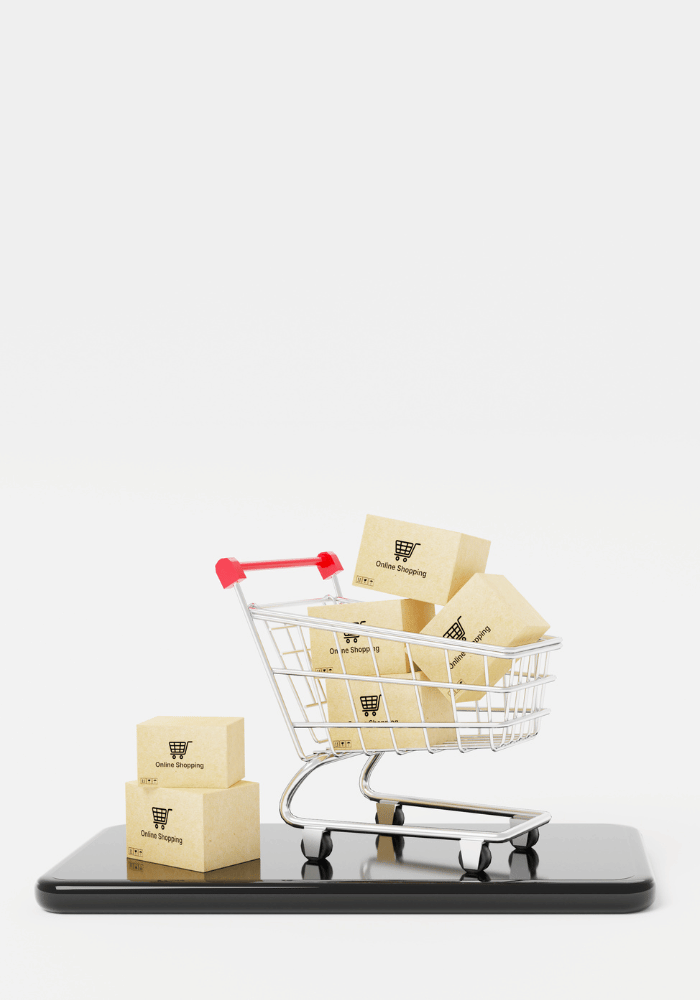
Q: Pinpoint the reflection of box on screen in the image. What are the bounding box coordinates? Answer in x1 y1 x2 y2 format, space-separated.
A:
125 780 260 872
126 856 261 883
325 671 456 751
308 598 434 676
353 514 490 605
136 716 244 788
413 574 550 703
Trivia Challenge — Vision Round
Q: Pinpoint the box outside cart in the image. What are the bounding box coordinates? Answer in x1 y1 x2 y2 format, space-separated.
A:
136 716 244 788
125 780 260 872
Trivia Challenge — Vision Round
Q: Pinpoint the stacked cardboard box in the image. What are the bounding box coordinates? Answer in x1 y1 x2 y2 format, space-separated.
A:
126 716 260 873
346 515 549 704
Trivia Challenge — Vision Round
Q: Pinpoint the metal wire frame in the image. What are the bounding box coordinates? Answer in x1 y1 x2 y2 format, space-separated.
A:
226 570 560 870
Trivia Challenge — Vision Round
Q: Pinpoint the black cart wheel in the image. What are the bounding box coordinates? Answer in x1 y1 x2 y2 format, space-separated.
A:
511 828 539 851
458 843 492 873
375 805 404 826
301 860 334 880
301 831 333 861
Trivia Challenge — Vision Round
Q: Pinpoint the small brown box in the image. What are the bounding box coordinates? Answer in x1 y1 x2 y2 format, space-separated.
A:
308 598 435 676
136 716 244 788
353 514 490 605
412 574 550 702
125 780 260 873
325 670 456 751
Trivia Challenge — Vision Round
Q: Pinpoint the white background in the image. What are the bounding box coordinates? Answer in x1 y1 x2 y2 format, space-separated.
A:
1 1 698 997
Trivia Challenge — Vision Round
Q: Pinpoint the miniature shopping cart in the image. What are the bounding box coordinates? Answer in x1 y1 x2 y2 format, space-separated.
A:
443 616 465 641
216 551 560 873
360 694 381 717
169 741 191 759
344 621 365 643
152 807 172 830
395 540 420 562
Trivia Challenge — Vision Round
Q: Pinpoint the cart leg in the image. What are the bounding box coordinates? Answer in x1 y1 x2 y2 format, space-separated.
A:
301 828 333 861
509 815 540 851
375 800 405 826
458 839 491 873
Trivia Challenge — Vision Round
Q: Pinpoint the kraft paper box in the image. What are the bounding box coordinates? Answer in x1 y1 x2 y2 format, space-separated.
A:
125 780 260 872
325 670 456 751
412 574 550 703
308 598 434 676
353 514 491 604
136 716 244 788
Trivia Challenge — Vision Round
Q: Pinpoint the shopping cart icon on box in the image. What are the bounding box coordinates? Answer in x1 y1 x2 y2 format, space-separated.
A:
360 694 381 717
395 540 420 562
344 621 366 643
152 807 172 830
169 741 192 759
443 617 465 641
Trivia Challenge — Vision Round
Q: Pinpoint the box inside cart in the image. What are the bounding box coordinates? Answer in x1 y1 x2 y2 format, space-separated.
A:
412 574 550 702
324 670 456 751
353 514 490 605
307 598 434 676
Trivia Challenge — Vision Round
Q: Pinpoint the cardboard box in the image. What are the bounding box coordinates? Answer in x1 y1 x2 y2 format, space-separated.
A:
308 598 435 676
136 716 244 788
353 514 491 604
325 670 456 751
125 780 260 872
412 574 550 702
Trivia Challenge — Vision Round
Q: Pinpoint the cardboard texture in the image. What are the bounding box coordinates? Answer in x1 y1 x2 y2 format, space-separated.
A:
412 574 550 702
136 716 244 788
125 780 260 872
325 670 456 751
353 514 491 604
308 598 435 676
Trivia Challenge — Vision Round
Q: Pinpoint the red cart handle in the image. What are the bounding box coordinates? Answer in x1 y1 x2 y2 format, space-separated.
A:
215 552 343 589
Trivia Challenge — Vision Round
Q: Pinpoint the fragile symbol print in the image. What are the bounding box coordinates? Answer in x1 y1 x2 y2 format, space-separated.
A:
152 807 172 830
394 540 420 562
169 740 192 759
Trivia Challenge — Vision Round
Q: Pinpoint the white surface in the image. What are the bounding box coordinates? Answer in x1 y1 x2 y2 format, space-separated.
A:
1 2 698 998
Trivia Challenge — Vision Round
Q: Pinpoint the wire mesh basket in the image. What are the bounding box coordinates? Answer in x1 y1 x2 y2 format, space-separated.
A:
216 550 560 872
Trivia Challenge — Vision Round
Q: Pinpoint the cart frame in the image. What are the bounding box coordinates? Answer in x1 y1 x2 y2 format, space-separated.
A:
216 551 560 872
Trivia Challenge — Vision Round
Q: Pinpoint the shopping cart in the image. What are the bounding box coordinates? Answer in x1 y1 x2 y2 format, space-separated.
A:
152 807 172 830
395 540 420 562
169 741 192 759
344 621 366 643
215 551 560 872
443 617 465 641
360 694 381 717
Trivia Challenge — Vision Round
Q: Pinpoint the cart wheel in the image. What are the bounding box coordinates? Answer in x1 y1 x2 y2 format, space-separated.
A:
375 805 404 826
179 755 184 759
171 755 176 759
510 828 539 851
403 558 408 562
458 843 492 873
301 831 333 861
301 860 334 880
395 556 399 561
